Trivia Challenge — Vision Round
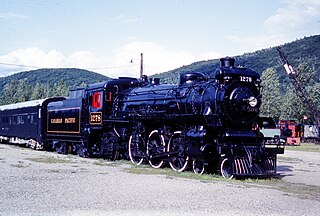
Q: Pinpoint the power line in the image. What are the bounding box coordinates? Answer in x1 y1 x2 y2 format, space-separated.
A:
0 61 139 70
87 64 138 70
0 62 38 68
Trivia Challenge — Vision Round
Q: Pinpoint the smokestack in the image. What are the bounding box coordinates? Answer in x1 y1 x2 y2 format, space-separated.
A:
220 57 235 68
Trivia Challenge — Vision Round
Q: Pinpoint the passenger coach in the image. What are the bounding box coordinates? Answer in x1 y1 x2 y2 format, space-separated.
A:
0 97 65 149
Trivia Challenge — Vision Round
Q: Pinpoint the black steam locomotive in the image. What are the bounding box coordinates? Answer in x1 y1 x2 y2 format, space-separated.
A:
0 57 284 178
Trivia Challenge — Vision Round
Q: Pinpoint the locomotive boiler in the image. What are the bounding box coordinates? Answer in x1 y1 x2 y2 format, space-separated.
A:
118 57 283 177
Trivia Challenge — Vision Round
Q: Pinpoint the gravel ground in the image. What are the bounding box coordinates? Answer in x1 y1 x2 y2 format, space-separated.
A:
277 150 320 187
1 143 320 216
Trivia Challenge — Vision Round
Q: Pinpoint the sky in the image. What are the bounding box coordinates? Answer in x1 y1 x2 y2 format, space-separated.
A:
0 0 319 78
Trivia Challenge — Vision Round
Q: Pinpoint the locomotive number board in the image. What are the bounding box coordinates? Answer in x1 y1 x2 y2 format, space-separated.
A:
47 108 81 134
90 112 102 125
239 76 253 82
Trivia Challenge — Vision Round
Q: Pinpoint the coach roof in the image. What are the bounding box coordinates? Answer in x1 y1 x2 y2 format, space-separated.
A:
0 97 65 111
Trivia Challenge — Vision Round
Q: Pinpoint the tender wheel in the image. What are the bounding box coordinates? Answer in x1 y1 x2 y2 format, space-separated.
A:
220 158 234 179
55 142 68 154
76 142 89 158
192 159 205 175
147 130 165 168
168 131 189 172
101 132 120 161
128 132 145 165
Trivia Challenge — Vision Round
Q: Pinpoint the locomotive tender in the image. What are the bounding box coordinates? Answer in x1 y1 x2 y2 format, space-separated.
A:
0 57 284 178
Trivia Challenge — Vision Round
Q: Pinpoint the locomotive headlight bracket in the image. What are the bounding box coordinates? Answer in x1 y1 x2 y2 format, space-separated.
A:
248 96 258 107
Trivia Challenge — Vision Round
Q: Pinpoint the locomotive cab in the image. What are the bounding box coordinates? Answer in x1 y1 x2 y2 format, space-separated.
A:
86 77 140 126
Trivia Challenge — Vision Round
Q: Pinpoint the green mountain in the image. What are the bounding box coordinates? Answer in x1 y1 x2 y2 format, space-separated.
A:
152 35 320 86
0 68 110 93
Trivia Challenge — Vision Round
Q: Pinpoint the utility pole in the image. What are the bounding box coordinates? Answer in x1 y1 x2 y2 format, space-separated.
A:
140 53 143 78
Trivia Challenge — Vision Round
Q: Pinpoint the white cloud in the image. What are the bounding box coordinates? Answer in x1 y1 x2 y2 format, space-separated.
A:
226 35 288 54
228 0 320 54
199 51 222 61
0 48 112 77
0 12 28 19
0 42 223 78
264 0 320 34
0 47 65 68
112 41 196 77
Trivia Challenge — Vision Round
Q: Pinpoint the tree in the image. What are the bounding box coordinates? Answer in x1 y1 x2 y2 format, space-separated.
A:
308 83 320 111
0 80 32 105
260 68 281 118
44 82 52 98
30 83 46 100
15 80 31 102
295 63 316 86
0 80 20 105
53 80 69 97
280 85 306 121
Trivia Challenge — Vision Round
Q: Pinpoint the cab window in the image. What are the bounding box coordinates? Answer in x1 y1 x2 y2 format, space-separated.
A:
92 92 102 109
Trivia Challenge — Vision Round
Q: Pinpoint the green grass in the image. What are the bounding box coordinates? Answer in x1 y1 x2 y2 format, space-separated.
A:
125 165 232 182
278 156 303 162
277 182 320 200
285 143 320 153
25 156 74 164
92 159 118 167
125 164 285 184
243 177 320 200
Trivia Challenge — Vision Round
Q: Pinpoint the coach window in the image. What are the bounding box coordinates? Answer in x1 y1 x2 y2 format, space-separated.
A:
31 114 34 124
1 116 8 124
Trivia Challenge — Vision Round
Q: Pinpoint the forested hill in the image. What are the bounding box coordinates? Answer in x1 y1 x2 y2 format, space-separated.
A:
0 68 110 105
152 35 320 84
0 68 110 93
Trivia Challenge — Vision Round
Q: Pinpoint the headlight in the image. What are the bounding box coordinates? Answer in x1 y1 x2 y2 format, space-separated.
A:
248 96 258 107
